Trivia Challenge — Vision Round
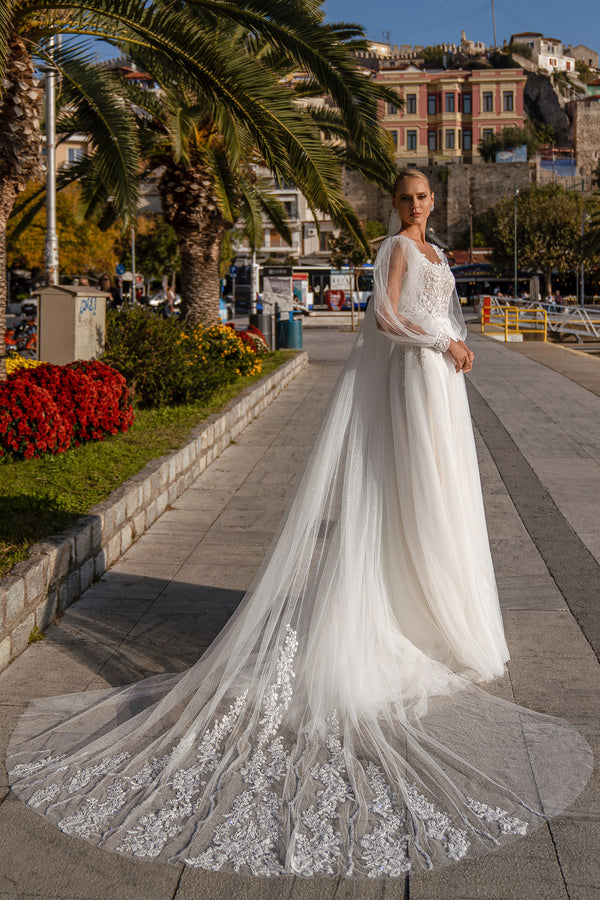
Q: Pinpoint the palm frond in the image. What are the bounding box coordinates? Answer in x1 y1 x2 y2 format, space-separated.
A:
36 40 140 224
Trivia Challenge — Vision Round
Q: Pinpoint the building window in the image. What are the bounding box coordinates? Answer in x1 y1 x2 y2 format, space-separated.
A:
463 93 472 114
483 91 493 112
406 93 417 114
463 129 472 151
482 127 495 140
269 229 285 248
407 130 417 150
428 130 437 151
283 200 298 219
386 101 399 115
445 93 455 112
67 147 84 163
390 130 398 148
319 232 332 252
503 91 514 111
446 129 455 149
428 94 436 115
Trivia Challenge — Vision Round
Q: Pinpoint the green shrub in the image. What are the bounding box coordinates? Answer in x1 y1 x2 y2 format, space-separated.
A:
103 308 263 408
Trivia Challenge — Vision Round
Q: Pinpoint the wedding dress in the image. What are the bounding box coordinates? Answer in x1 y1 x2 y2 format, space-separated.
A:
6 232 591 878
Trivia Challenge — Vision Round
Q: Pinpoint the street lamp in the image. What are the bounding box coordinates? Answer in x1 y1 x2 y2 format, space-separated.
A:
513 188 519 300
44 36 59 285
580 209 590 307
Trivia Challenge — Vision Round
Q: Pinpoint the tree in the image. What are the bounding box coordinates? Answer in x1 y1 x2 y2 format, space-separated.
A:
480 184 600 295
7 183 120 277
115 214 180 287
0 0 230 377
478 123 555 162
123 10 397 326
328 231 369 330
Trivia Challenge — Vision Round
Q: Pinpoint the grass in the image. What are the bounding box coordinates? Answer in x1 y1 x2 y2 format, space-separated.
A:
0 351 294 579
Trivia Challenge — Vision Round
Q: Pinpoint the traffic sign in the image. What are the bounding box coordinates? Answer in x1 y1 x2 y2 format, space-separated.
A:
229 265 238 277
116 263 125 276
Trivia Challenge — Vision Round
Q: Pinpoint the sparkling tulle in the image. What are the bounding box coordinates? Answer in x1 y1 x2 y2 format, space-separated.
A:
7 237 592 877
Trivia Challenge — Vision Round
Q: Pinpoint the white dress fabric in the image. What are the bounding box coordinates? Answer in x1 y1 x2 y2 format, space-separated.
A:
6 234 591 878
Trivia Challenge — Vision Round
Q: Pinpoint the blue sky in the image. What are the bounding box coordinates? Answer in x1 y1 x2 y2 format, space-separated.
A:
323 0 598 57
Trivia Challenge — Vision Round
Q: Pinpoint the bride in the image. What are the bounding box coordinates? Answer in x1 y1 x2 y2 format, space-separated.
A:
6 169 591 877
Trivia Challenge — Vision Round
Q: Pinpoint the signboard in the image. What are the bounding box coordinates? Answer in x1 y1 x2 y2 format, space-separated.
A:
262 265 293 313
292 272 310 310
495 145 527 163
115 263 125 276
229 265 238 277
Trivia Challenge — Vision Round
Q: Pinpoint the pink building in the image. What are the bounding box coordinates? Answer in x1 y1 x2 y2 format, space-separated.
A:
377 64 527 164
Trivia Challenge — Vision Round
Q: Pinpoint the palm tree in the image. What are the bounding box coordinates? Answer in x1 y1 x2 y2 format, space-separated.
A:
115 14 397 325
1 1 398 351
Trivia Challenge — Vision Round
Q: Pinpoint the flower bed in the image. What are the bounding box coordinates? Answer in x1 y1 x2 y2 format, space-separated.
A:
103 308 266 408
0 360 134 461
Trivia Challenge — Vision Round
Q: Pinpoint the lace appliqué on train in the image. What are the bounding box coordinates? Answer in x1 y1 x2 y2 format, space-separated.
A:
185 626 298 875
291 711 354 876
116 691 249 858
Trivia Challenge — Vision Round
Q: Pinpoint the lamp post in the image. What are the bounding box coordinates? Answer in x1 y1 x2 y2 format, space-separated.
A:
580 209 590 307
513 188 519 300
44 36 59 285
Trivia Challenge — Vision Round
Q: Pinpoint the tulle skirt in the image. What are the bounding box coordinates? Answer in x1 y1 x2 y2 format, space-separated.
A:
6 338 592 877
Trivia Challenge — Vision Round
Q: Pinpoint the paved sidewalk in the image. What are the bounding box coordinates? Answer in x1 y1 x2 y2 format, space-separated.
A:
0 329 599 899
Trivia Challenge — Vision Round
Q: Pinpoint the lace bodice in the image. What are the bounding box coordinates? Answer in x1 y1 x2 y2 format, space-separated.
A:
413 253 456 320
404 249 458 351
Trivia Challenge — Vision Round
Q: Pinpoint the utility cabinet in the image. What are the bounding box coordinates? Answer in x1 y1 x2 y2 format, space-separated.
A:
37 285 108 365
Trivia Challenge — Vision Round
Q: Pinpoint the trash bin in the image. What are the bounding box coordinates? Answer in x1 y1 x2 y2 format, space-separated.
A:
276 311 303 349
286 314 303 349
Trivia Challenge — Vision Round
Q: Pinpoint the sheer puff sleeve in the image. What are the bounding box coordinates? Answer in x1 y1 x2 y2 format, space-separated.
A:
373 235 465 352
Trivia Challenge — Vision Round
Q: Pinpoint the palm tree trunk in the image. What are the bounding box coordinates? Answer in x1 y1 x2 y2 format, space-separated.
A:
0 191 18 379
0 33 43 379
159 156 228 327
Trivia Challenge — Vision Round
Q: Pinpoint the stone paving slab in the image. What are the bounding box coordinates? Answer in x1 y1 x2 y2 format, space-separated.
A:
0 329 599 898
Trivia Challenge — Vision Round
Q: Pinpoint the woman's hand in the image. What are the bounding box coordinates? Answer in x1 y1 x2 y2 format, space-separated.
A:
447 339 474 373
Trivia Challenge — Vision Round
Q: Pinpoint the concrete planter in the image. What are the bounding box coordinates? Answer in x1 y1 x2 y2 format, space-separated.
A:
0 351 308 673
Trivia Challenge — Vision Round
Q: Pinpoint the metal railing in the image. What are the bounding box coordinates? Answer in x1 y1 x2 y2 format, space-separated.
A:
481 298 547 341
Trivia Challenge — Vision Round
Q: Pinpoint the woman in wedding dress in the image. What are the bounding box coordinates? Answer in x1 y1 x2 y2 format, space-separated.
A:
6 170 591 878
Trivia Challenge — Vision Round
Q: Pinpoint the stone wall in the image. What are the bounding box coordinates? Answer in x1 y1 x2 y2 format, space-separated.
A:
570 98 600 182
344 163 533 246
0 352 308 674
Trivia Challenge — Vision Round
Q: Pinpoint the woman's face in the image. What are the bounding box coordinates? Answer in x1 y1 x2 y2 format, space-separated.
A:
392 176 434 229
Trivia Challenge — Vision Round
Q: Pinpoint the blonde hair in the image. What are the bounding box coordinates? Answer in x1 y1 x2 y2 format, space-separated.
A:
392 168 431 195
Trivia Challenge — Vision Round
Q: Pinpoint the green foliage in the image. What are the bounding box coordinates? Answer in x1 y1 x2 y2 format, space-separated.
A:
421 46 446 67
364 219 387 241
116 214 180 283
478 122 555 162
328 232 370 269
479 184 600 294
28 626 44 644
103 308 263 408
509 42 533 60
575 59 593 83
103 308 192 407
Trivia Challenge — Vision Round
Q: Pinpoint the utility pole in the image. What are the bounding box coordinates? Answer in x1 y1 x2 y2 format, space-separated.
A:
491 0 497 50
581 208 586 307
469 202 474 265
44 36 59 285
513 188 519 300
131 225 136 303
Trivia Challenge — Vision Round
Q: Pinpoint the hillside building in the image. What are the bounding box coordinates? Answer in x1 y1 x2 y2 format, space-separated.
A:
510 33 576 73
377 65 526 165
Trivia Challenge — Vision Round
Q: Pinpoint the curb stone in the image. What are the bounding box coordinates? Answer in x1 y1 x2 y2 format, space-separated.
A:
0 352 308 673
